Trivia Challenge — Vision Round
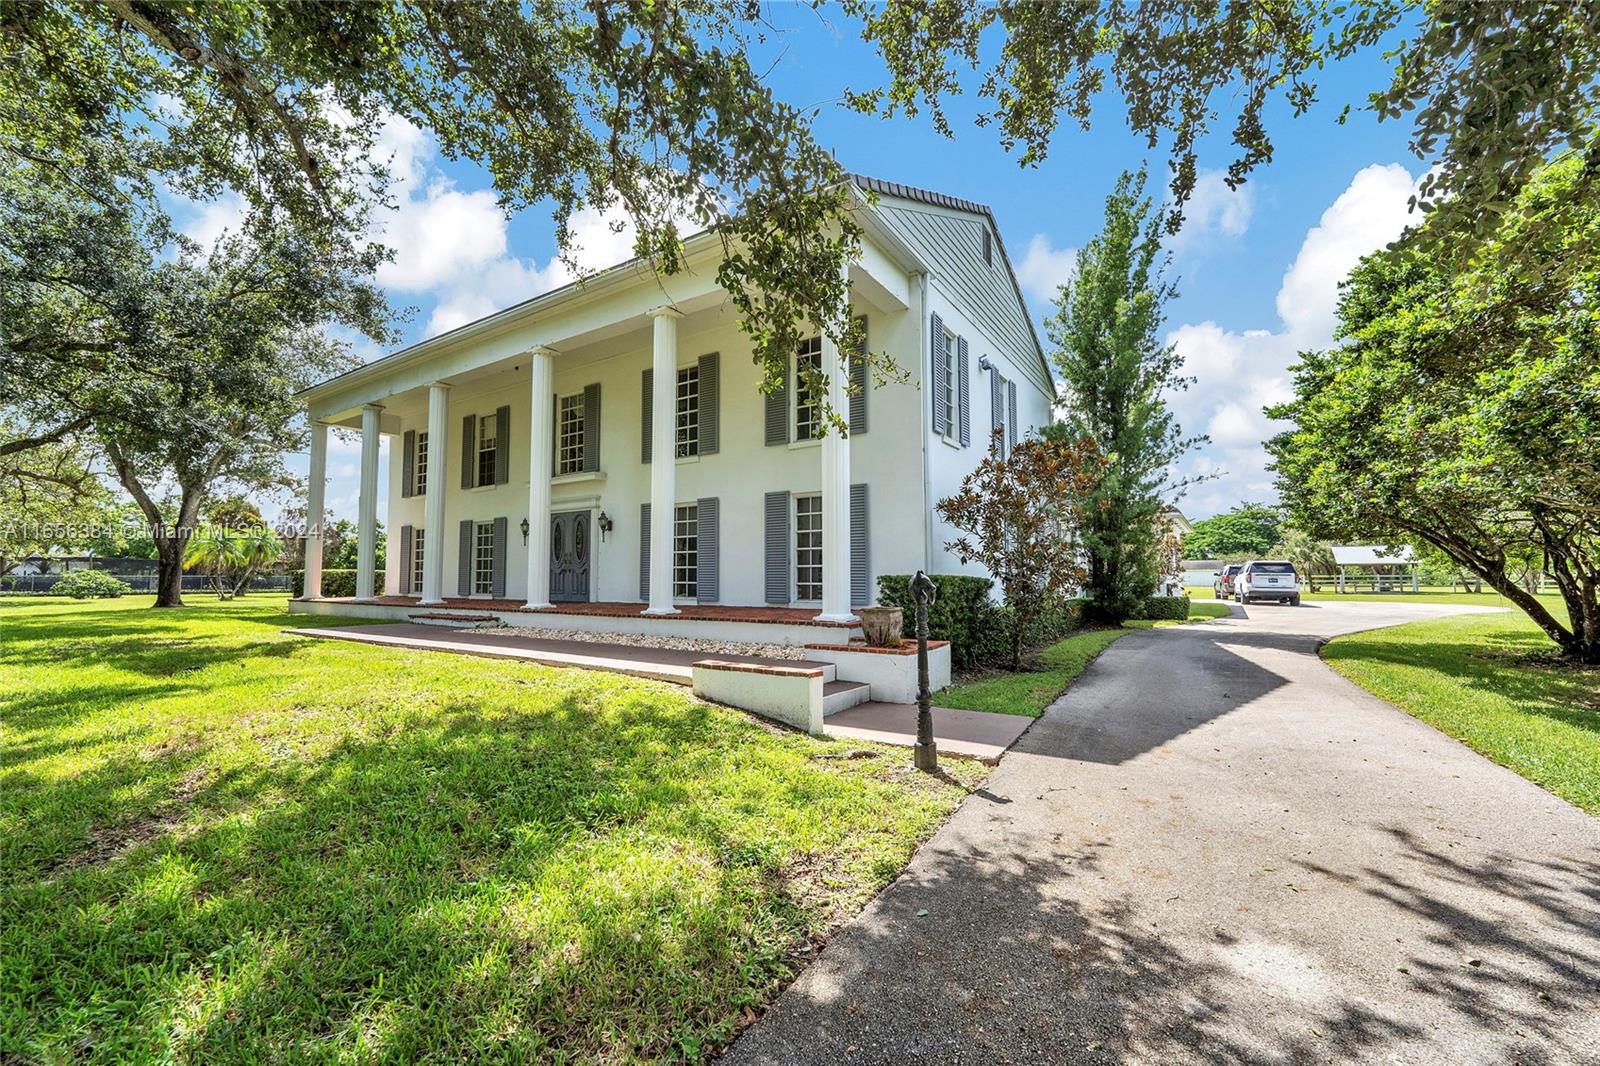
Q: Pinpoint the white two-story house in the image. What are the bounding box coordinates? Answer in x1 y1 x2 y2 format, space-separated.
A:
291 175 1055 637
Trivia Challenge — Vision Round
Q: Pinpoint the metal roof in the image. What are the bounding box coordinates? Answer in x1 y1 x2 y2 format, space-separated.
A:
1330 545 1417 566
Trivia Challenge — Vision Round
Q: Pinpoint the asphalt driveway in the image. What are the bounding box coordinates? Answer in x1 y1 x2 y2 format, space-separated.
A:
723 601 1600 1065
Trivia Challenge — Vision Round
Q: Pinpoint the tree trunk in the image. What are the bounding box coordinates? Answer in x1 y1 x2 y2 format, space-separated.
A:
104 439 202 609
153 533 185 607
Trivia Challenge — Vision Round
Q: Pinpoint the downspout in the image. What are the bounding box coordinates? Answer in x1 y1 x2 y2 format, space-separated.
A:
917 271 933 574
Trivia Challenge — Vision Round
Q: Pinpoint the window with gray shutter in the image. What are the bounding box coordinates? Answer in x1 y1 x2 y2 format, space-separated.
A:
401 430 416 498
696 497 719 603
764 362 788 446
494 406 510 484
764 491 790 604
461 414 476 489
583 382 601 472
638 502 650 600
930 312 947 436
398 525 413 594
1006 379 1018 454
491 516 508 598
850 484 869 607
640 369 652 463
957 336 971 446
458 518 474 596
848 316 868 434
698 352 719 454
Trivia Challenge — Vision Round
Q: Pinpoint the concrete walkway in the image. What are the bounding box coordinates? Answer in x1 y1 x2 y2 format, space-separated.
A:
723 601 1600 1065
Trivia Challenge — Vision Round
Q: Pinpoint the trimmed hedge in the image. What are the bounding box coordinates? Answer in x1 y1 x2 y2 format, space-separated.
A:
876 574 997 670
1139 595 1191 621
53 570 130 599
289 569 383 598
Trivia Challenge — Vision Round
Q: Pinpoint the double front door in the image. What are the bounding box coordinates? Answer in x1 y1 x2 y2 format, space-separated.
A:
550 510 591 602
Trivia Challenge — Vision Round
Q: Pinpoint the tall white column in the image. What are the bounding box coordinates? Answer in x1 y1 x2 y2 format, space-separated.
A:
645 307 681 615
524 348 556 609
817 326 855 622
419 383 451 605
302 419 328 599
355 403 382 600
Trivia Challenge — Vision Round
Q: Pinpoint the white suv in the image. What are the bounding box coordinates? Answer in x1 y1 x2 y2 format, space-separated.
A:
1236 560 1301 605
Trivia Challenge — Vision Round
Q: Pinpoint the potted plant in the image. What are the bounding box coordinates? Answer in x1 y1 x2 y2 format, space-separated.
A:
858 603 903 647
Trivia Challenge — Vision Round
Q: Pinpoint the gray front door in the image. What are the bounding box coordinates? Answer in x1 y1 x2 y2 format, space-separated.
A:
550 510 591 602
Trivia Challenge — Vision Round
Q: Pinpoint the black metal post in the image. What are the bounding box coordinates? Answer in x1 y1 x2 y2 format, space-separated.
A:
910 569 938 772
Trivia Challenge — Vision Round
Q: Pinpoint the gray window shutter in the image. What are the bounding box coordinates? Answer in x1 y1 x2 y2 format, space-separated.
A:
461 414 476 489
957 336 971 447
697 496 719 603
494 405 511 484
850 483 869 607
1006 379 1018 454
764 490 790 604
582 382 601 472
638 502 650 600
401 430 416 498
764 361 788 446
458 519 474 596
491 516 508 598
698 352 719 454
930 312 947 436
398 525 413 594
848 317 868 435
640 369 653 464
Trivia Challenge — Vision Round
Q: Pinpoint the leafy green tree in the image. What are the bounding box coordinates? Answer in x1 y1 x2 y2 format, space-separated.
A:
1268 152 1600 662
184 525 248 599
325 520 385 574
1271 529 1335 591
0 415 108 574
2 1 868 416
848 2 1600 256
1184 504 1283 560
1041 170 1199 624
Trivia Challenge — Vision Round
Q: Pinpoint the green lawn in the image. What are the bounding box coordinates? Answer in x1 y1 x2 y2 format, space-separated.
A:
0 596 983 1063
1322 611 1600 815
939 601 1232 717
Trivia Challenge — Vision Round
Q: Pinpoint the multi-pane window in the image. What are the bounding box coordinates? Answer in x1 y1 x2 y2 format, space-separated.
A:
673 504 698 599
558 394 585 475
473 521 494 595
939 329 957 438
414 431 428 496
795 495 822 601
675 366 700 457
411 528 425 594
477 414 498 486
794 336 823 441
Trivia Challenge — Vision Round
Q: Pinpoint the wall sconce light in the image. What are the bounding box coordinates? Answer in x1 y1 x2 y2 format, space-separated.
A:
597 510 613 542
520 517 530 545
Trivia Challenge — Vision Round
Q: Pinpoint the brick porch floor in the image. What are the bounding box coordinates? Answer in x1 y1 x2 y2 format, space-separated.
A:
323 596 861 628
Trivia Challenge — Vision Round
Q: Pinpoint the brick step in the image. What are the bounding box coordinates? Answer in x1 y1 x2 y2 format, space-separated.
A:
822 680 872 717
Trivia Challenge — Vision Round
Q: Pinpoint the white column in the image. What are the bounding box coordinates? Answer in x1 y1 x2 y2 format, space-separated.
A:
524 348 556 609
645 307 681 614
419 383 451 604
355 403 382 600
302 419 328 599
817 326 855 622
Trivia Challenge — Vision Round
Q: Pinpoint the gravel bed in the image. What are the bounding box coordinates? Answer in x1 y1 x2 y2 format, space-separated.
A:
492 625 808 660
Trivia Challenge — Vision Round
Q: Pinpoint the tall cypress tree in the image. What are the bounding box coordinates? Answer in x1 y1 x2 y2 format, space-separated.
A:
1043 169 1200 624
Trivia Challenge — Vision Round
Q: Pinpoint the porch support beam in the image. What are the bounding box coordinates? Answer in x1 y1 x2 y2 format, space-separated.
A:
524 348 557 609
301 419 328 599
645 307 681 615
817 308 856 623
355 403 383 600
419 382 451 604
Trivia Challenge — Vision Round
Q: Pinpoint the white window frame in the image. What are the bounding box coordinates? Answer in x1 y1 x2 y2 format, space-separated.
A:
672 503 698 600
411 527 425 594
794 493 822 603
675 366 700 458
472 520 494 596
938 329 958 442
557 393 585 475
794 336 823 442
414 431 429 496
476 413 499 488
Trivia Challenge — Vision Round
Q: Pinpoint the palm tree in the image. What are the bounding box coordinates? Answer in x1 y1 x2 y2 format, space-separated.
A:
184 524 248 599
230 526 285 597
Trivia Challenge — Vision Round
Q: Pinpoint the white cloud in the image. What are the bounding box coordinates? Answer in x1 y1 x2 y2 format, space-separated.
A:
1167 170 1255 254
1169 163 1423 519
1014 234 1078 304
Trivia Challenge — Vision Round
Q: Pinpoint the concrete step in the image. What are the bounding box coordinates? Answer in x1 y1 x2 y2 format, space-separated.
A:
409 612 504 629
822 679 872 717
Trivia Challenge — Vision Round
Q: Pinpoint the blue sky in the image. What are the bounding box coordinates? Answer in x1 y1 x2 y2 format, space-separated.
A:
189 9 1429 525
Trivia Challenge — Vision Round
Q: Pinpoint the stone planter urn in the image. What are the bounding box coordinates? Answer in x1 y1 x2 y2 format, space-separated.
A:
858 604 904 647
